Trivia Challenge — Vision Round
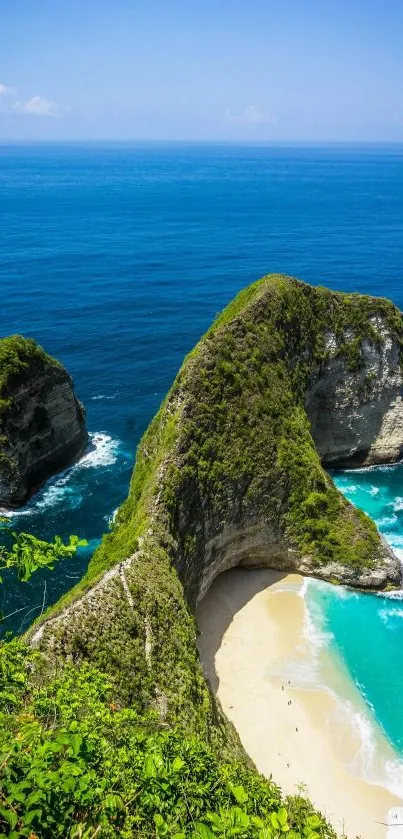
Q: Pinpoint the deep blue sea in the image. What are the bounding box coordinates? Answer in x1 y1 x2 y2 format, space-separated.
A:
2 142 403 784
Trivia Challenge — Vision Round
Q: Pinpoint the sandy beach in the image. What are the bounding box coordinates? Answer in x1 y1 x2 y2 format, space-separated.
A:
196 569 403 839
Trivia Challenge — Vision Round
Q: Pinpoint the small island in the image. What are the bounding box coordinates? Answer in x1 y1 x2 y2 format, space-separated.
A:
0 335 88 508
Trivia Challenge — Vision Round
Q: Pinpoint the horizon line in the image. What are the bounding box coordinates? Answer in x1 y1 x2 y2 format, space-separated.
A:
1 138 403 147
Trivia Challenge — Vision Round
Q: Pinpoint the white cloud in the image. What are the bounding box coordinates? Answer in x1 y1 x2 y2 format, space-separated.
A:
13 95 59 117
225 104 276 125
0 83 15 96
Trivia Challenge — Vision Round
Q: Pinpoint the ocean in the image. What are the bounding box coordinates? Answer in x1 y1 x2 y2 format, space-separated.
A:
1 141 403 789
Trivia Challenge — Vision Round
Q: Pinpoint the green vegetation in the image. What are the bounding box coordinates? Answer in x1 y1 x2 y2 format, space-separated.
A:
277 408 380 569
0 335 61 418
0 531 87 585
91 274 401 582
0 521 339 838
0 521 87 620
31 530 225 740
0 651 340 839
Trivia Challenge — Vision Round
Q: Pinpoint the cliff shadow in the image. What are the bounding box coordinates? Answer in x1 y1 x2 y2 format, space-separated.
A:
195 567 287 694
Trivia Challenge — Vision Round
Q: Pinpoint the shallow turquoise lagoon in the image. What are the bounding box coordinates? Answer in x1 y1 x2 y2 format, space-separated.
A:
307 466 403 766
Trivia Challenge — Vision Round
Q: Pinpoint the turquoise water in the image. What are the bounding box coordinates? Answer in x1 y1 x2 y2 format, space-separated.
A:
306 467 403 768
2 143 403 782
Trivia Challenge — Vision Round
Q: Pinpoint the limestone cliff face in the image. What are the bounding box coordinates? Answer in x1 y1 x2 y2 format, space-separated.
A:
307 318 403 467
0 336 87 507
29 276 403 731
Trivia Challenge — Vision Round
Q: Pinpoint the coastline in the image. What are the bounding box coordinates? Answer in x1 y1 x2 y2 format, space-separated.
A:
196 569 403 839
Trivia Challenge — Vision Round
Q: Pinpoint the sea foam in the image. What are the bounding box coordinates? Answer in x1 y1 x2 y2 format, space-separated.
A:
4 432 122 518
300 580 403 799
76 432 120 469
390 497 403 512
90 393 118 401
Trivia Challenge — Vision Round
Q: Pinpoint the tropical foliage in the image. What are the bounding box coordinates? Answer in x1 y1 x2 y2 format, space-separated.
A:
0 655 340 839
0 523 341 839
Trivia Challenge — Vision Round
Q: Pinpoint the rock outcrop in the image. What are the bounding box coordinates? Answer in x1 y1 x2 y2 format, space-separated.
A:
29 275 403 731
0 335 87 507
307 317 403 467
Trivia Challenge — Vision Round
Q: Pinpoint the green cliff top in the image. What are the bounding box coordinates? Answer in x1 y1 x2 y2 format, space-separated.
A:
89 274 401 589
0 335 62 411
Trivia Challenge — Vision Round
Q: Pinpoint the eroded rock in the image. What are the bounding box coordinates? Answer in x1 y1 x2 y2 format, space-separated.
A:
0 336 87 507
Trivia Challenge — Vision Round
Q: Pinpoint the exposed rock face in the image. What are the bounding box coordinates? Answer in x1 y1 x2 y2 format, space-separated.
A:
0 336 87 507
197 521 399 603
29 276 403 728
307 318 403 467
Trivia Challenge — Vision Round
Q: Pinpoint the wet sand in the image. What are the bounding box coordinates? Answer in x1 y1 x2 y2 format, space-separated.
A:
196 569 403 839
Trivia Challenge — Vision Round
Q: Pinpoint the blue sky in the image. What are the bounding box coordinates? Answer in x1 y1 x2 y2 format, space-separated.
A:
1 0 403 141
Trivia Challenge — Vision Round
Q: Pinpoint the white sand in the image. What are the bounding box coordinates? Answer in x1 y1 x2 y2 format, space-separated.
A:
196 569 403 839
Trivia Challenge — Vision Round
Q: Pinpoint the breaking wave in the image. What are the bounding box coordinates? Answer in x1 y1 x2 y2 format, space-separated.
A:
4 432 123 518
301 580 403 799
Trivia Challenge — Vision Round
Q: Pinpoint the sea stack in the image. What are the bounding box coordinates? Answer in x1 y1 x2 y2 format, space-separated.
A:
0 335 87 507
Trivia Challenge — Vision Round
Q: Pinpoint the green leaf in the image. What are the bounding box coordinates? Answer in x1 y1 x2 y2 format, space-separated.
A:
69 824 87 839
144 754 157 777
192 823 216 839
154 814 168 835
251 816 264 829
25 790 44 807
231 807 249 829
229 784 249 805
172 756 185 772
0 531 85 582
154 815 165 827
206 812 223 829
70 733 83 756
278 808 288 828
24 809 43 825
306 815 321 829
103 793 124 811
259 828 273 839
0 808 18 829
61 777 77 793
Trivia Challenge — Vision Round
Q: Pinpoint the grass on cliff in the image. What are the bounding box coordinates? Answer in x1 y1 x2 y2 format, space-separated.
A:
0 335 65 485
94 274 398 579
170 275 394 576
0 335 61 407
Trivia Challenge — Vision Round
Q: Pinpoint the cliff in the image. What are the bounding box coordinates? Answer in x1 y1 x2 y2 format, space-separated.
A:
0 335 88 507
307 315 403 467
30 275 403 737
